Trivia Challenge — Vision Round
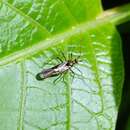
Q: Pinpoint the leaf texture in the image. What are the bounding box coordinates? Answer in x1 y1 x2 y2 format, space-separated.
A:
0 1 124 130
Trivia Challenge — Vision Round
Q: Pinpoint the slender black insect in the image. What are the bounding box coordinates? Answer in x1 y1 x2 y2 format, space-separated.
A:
36 58 78 80
36 50 81 82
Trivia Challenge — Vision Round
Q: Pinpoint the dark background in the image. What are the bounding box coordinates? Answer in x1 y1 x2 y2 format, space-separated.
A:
102 0 130 130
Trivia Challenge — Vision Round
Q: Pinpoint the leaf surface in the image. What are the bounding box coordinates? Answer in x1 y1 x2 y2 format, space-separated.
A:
0 1 126 130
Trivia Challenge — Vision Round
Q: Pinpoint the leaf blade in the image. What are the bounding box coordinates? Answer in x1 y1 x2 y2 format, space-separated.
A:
0 1 126 130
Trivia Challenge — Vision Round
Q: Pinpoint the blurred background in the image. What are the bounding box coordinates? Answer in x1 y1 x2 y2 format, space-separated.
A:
102 0 130 130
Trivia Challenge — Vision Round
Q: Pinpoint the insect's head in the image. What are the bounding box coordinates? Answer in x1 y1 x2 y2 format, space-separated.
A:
67 59 78 67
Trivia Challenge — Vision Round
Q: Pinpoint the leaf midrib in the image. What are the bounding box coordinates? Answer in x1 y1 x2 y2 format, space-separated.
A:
0 19 103 66
0 3 130 67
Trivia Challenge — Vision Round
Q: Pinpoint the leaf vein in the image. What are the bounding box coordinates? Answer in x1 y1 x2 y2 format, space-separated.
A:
2 1 51 34
17 62 27 130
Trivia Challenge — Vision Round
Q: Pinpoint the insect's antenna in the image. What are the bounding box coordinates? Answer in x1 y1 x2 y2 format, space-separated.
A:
77 42 82 60
68 42 73 60
61 51 67 61
76 36 85 63
68 52 73 60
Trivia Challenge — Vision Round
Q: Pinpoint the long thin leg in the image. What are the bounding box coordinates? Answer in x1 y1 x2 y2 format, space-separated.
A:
70 68 75 75
57 48 66 61
68 52 73 60
69 70 75 82
69 68 88 81
73 66 83 76
61 51 67 61
53 74 63 84
56 57 63 63
72 71 87 80
31 58 52 69
75 44 83 61
62 71 68 84
40 55 57 67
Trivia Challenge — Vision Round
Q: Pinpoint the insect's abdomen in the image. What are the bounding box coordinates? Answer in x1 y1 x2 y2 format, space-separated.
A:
36 72 45 80
36 69 59 80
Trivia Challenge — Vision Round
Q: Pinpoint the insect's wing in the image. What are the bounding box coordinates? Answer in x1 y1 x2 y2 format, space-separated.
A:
36 62 68 80
35 68 54 80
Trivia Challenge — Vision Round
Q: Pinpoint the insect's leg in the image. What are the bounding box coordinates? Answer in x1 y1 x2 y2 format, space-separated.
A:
71 52 73 59
62 71 68 84
70 68 75 75
68 52 73 60
71 70 86 80
70 70 91 90
69 69 75 82
56 57 63 63
72 72 86 85
33 59 55 69
69 68 87 82
56 48 66 61
61 51 67 61
53 74 63 85
76 43 83 61
73 66 83 76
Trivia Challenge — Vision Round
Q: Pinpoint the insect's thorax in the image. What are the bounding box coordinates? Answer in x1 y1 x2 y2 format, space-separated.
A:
54 62 70 73
54 59 77 72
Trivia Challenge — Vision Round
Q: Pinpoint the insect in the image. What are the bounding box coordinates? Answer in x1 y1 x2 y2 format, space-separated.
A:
36 50 81 83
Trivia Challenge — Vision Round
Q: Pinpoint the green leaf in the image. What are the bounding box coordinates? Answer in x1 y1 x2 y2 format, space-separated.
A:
0 1 129 130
